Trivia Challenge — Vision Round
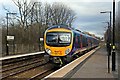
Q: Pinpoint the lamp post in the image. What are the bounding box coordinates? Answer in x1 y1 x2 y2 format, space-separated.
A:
100 11 111 73
6 12 17 56
112 0 116 71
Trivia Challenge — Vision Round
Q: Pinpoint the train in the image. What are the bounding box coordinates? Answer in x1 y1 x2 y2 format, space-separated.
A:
44 25 99 66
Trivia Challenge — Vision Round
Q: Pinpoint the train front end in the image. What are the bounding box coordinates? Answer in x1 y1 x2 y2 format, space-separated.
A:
44 26 73 66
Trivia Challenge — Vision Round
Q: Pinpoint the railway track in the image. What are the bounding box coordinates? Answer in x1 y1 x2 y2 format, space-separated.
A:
4 63 54 79
1 53 54 79
1 57 43 72
2 59 47 79
1 54 44 72
1 53 44 71
30 68 55 80
1 53 56 80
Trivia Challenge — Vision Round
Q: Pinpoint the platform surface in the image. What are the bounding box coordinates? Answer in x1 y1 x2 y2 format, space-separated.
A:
71 46 118 79
0 51 45 61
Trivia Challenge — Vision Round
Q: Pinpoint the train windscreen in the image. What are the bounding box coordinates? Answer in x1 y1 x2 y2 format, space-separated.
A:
46 32 71 47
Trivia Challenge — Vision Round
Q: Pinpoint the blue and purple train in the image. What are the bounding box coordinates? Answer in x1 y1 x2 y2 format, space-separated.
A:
44 25 99 66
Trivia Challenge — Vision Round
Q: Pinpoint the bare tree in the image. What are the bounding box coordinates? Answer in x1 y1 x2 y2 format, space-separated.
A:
12 0 35 28
43 3 51 26
48 3 76 27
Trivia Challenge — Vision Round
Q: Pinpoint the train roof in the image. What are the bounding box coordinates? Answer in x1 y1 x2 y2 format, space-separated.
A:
47 25 72 30
47 25 98 40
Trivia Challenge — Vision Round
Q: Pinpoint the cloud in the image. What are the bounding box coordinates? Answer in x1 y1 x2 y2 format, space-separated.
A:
64 2 112 38
64 2 112 15
39 0 119 2
0 0 18 16
0 0 114 38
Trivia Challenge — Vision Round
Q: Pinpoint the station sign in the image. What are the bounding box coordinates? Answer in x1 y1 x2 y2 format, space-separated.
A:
7 36 14 41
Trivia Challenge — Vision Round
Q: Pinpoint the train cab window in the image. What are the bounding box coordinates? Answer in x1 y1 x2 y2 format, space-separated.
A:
59 33 71 43
46 33 58 43
46 32 71 47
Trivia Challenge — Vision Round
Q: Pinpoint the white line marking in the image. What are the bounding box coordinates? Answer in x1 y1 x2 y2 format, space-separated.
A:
0 51 45 61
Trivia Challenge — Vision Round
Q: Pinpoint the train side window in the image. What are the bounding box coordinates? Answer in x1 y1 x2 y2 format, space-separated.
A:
80 35 82 48
75 35 81 48
85 37 87 47
82 36 86 47
86 38 88 46
82 36 84 47
77 35 80 48
75 36 78 44
90 38 92 46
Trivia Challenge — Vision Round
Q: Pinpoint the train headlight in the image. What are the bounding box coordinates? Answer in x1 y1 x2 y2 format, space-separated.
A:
65 48 70 55
45 48 51 54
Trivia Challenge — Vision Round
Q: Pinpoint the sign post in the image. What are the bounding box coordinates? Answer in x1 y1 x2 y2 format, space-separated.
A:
7 36 15 55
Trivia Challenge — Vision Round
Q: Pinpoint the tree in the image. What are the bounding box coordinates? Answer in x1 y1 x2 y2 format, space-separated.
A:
12 0 35 29
44 2 76 27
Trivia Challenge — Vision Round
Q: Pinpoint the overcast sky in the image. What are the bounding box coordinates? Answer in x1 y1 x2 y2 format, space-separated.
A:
0 0 120 38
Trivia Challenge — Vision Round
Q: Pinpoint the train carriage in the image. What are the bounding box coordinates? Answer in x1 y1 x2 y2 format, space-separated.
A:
44 25 99 66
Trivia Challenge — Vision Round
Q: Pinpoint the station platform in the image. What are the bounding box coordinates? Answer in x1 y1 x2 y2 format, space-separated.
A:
71 46 118 79
44 45 118 80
